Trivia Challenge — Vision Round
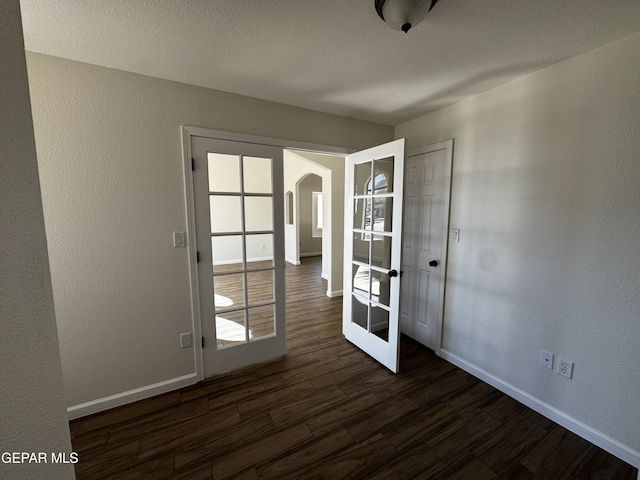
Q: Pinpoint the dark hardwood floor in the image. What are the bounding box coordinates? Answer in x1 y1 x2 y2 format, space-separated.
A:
69 257 638 479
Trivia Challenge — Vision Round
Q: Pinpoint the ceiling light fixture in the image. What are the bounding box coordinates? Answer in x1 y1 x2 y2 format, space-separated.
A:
375 0 439 33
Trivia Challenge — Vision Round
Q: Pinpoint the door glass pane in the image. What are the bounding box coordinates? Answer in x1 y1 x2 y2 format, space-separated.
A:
353 232 370 264
371 234 392 269
213 274 245 311
371 270 391 307
371 305 389 341
246 233 274 269
354 198 372 231
243 156 272 194
374 157 393 193
352 264 370 298
372 197 392 233
208 153 240 192
247 270 274 306
211 235 243 273
351 295 368 330
248 305 275 340
245 197 273 231
210 196 242 233
355 162 372 195
216 310 246 348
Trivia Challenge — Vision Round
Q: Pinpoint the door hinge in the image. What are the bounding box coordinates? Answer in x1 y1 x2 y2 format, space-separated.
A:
196 251 200 263
201 337 205 348
191 158 195 171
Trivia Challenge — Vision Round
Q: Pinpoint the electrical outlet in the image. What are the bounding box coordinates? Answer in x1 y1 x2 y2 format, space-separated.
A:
180 332 192 349
557 358 574 379
540 349 554 369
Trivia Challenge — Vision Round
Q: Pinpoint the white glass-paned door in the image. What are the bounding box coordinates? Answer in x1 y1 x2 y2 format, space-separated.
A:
343 139 405 373
192 136 285 376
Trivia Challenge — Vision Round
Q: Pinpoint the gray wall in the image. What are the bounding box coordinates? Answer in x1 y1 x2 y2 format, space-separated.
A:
0 2 74 478
26 52 393 409
397 31 640 460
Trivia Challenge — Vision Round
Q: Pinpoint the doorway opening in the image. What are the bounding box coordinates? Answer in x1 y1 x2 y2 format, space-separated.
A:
183 126 452 379
283 149 346 298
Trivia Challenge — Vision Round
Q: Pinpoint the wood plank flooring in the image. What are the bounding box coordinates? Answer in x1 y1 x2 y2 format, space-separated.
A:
69 257 638 479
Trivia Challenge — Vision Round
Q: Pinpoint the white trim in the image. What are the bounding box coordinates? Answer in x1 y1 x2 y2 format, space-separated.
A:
439 349 640 469
181 128 205 382
286 258 301 266
183 126 351 156
327 289 343 298
406 139 453 356
301 252 323 258
321 272 329 280
67 373 198 420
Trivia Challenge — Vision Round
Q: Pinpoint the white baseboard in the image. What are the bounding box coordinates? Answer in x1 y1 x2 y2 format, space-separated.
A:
67 373 198 420
327 289 343 298
285 258 301 266
321 273 329 280
439 349 640 469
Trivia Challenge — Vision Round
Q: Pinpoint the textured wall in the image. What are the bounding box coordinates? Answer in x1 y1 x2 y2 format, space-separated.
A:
396 31 640 455
25 52 392 407
298 174 323 255
0 2 75 478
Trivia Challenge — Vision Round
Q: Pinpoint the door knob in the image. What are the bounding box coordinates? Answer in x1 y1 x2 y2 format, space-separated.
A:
388 269 398 277
429 260 439 267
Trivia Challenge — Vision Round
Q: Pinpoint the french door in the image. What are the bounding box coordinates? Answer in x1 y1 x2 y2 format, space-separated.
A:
191 136 285 376
343 139 405 373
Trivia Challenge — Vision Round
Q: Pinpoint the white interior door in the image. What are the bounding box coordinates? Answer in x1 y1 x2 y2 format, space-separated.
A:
400 140 453 351
191 136 285 376
343 139 405 373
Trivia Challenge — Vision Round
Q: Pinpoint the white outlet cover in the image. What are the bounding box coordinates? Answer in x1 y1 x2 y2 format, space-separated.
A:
180 332 192 348
558 358 574 379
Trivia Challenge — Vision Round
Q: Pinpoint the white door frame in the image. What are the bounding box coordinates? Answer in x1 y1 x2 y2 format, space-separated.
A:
405 139 454 355
181 126 350 381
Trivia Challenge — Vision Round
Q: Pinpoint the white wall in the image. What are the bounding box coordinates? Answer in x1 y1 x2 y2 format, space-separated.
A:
25 52 392 410
298 174 323 255
0 2 74 478
283 152 329 269
396 31 640 463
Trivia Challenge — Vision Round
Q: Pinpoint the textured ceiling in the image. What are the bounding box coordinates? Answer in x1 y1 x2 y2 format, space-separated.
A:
19 0 640 126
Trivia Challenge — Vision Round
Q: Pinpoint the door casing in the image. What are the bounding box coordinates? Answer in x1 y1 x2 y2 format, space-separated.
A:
181 126 350 380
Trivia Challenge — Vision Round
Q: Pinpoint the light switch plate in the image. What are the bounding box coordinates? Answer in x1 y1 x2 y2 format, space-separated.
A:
540 349 554 369
173 232 186 248
450 229 460 242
